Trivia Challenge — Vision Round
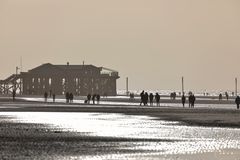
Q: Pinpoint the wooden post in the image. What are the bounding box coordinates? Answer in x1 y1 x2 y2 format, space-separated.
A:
126 77 129 96
182 76 184 95
235 78 238 96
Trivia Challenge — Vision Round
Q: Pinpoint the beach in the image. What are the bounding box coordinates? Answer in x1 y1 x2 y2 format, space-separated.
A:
0 96 240 160
1 96 240 128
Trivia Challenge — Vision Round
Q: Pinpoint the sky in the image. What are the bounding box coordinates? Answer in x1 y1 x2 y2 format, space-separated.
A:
0 0 240 92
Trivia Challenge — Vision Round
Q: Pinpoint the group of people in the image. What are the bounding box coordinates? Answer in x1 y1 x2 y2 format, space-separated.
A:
140 91 160 106
86 94 101 104
12 89 240 110
44 91 56 102
43 91 102 104
180 93 196 108
219 92 229 101
65 92 74 103
184 94 196 108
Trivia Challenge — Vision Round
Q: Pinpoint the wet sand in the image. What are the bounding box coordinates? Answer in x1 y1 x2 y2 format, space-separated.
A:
0 97 240 159
0 97 240 128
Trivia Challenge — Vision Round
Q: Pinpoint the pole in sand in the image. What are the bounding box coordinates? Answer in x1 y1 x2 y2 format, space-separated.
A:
126 77 129 96
235 78 238 96
182 76 184 95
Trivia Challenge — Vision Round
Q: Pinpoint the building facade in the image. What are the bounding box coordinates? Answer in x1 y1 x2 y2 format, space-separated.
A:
1 63 119 96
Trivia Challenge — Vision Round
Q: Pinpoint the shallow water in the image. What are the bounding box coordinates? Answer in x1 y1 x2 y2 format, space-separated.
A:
0 112 240 159
20 97 237 109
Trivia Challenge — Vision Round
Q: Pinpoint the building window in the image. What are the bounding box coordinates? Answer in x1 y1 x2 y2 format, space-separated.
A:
62 78 65 85
49 78 52 86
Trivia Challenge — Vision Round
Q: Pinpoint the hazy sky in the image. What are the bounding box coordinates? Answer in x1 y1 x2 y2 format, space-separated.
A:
1 0 240 92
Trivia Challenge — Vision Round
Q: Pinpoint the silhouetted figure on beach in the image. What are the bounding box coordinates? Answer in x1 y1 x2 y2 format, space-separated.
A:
140 90 145 106
219 94 222 101
143 92 149 106
52 93 55 103
65 92 70 103
92 94 96 104
96 94 100 104
129 93 134 100
12 89 16 101
87 94 91 104
188 94 192 108
188 94 195 108
225 92 229 101
191 94 196 108
149 93 154 106
173 92 176 100
170 92 176 100
235 96 240 109
155 93 160 106
69 93 73 103
181 94 186 107
44 92 48 102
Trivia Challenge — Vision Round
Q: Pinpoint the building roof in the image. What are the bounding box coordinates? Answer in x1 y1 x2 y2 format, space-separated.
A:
55 64 99 70
29 63 100 73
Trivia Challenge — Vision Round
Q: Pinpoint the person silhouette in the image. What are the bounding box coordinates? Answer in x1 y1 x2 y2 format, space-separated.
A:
140 90 144 106
65 92 70 103
235 96 240 109
219 94 222 101
92 94 96 104
155 93 160 106
188 94 192 108
191 94 196 108
181 94 186 107
144 92 149 106
96 94 100 104
44 92 48 102
225 92 229 101
87 94 91 104
12 89 16 101
149 93 154 106
69 93 73 103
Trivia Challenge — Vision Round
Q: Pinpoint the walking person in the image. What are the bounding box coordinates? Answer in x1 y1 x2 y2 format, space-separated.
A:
144 92 149 106
235 96 240 109
65 92 70 103
188 94 192 108
191 94 196 108
219 94 222 101
12 89 16 101
87 94 91 104
96 94 100 104
44 91 48 102
225 92 229 101
92 94 96 104
181 94 186 108
155 93 160 107
69 93 73 103
52 93 55 103
149 93 154 106
140 90 144 106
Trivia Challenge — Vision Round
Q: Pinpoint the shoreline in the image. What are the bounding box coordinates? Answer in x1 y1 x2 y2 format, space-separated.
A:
0 97 240 128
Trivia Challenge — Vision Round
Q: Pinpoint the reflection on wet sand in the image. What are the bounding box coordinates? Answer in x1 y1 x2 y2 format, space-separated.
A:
0 112 240 159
